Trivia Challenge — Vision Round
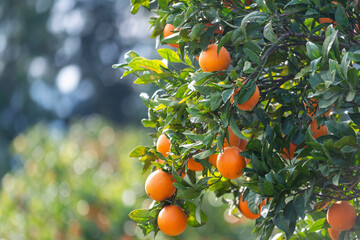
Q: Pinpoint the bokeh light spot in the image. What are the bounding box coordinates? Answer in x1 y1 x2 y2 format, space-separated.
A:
56 65 81 94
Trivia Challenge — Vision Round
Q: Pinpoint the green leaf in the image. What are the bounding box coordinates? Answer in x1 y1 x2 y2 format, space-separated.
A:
230 116 247 140
184 201 207 227
124 50 140 62
210 92 222 111
243 47 260 64
243 61 255 73
222 88 235 103
285 0 310 8
190 23 206 40
129 57 167 74
129 209 150 223
306 42 321 60
195 195 204 224
322 30 338 60
256 0 272 13
218 31 233 50
236 80 256 105
241 11 268 37
192 72 212 82
181 188 201 200
264 22 278 43
141 119 157 128
157 48 182 63
335 4 349 30
349 113 360 126
326 120 356 137
262 181 276 196
293 195 306 219
129 146 148 157
307 218 326 233
332 173 340 186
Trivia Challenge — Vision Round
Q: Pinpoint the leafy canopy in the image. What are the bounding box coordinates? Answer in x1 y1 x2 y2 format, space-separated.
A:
115 0 360 239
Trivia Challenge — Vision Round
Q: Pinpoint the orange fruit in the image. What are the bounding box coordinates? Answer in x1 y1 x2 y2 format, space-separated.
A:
157 158 165 164
223 126 241 148
238 139 250 164
163 24 179 48
310 119 328 139
204 23 224 35
208 153 218 167
328 228 340 240
157 205 187 236
281 142 298 160
238 138 248 152
230 79 260 111
217 146 246 179
304 98 331 118
187 157 203 171
327 201 357 231
319 18 337 25
157 134 171 158
145 170 176 201
199 44 231 72
238 194 266 220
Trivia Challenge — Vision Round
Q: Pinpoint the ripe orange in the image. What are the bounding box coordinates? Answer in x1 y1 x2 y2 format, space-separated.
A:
238 194 266 220
145 170 176 201
230 79 260 111
208 153 218 167
157 158 165 164
223 126 241 148
238 138 248 152
204 23 224 35
281 142 298 160
238 138 250 164
187 157 203 171
328 228 340 240
199 44 231 72
217 146 246 179
304 98 331 118
327 201 357 231
310 119 328 139
157 134 171 158
319 18 337 25
157 205 187 236
163 24 179 48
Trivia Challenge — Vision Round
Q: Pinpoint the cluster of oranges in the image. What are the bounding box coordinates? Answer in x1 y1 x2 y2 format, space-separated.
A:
147 128 263 236
144 135 188 236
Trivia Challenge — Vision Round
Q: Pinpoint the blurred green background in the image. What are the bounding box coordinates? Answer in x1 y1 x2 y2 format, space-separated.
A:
0 1 255 239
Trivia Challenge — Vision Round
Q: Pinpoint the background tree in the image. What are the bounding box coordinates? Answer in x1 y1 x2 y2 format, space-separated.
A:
117 0 360 239
0 0 152 177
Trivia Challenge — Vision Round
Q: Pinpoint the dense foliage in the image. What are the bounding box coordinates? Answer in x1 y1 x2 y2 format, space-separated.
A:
116 0 360 239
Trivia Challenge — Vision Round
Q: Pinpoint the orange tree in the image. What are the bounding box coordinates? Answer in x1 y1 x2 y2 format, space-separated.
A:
114 0 360 239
